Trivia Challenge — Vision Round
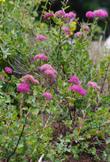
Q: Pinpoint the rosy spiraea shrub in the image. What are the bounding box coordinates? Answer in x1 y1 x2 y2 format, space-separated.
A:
0 1 110 161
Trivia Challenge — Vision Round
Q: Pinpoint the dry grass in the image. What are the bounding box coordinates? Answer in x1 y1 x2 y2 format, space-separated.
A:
88 40 110 64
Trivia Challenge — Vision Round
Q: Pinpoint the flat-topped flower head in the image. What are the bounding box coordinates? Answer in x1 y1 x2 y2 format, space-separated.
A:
21 74 39 84
43 12 54 20
32 53 48 61
39 64 57 74
87 81 100 90
69 85 87 96
39 64 52 72
94 9 108 18
44 69 56 80
17 82 30 94
43 92 53 101
64 11 76 20
68 75 80 85
4 67 13 74
82 24 90 32
62 26 71 36
86 11 95 19
39 64 57 83
74 32 83 38
55 10 65 18
35 34 47 42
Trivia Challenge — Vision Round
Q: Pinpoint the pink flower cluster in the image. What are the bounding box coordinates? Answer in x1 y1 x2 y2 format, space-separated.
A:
43 10 76 22
64 11 76 20
68 75 80 85
82 25 90 32
4 67 13 74
74 32 83 38
61 26 71 36
68 75 100 96
17 74 39 93
69 85 87 96
86 9 108 19
74 25 89 38
55 10 76 22
43 12 54 20
35 34 47 42
21 74 39 84
68 75 87 96
87 81 100 90
39 64 57 82
86 11 95 19
94 9 108 18
43 92 53 100
55 10 65 18
17 82 30 94
56 10 76 19
32 53 48 61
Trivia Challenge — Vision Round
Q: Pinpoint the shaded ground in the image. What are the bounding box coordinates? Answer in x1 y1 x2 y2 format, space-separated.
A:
52 121 106 162
63 154 106 162
64 154 94 162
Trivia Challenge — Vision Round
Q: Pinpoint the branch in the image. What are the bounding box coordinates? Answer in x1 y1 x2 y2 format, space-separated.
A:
7 119 26 162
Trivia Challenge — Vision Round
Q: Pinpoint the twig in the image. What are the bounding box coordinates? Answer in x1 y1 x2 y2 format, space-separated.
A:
7 118 26 162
